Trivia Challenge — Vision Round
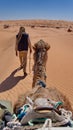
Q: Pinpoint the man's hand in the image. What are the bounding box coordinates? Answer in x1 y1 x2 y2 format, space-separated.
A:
16 51 18 56
30 48 32 53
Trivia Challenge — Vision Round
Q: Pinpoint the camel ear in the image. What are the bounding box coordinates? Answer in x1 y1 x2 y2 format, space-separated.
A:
45 43 50 51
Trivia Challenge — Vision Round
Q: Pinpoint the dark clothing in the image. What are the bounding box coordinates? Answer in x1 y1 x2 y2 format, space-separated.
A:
16 33 29 51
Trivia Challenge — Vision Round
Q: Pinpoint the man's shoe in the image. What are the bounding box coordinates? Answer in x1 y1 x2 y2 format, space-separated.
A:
24 72 27 77
19 65 23 69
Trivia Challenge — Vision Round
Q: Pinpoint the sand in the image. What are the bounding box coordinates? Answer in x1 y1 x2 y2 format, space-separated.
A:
0 20 73 108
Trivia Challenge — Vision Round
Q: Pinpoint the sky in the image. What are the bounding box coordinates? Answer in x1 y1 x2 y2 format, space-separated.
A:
0 0 73 21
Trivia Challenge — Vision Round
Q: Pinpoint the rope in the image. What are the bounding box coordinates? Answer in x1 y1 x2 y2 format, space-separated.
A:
29 50 31 74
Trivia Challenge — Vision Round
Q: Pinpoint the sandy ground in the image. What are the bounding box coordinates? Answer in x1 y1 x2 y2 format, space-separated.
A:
0 20 73 108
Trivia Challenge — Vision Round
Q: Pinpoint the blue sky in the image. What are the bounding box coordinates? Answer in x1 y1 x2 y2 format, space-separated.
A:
0 0 73 21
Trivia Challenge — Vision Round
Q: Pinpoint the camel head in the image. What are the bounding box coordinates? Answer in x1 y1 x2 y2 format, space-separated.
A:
33 39 50 51
33 39 50 65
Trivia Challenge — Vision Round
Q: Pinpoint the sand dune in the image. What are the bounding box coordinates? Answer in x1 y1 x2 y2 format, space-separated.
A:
0 20 73 108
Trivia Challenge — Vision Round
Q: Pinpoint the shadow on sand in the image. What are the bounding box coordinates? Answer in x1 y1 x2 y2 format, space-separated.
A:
0 67 27 93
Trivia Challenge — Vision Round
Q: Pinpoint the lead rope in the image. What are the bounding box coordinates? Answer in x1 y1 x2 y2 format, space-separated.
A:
29 50 31 74
42 119 52 130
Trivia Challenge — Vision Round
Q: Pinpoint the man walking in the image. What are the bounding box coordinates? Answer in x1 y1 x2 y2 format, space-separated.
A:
15 27 32 76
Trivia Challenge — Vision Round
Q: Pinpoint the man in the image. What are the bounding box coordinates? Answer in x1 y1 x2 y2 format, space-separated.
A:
15 27 32 76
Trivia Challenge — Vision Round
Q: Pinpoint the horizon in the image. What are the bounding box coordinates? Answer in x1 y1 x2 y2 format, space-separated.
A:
0 19 73 23
0 0 73 21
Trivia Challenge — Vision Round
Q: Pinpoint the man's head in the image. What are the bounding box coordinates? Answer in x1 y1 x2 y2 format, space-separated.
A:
19 26 25 33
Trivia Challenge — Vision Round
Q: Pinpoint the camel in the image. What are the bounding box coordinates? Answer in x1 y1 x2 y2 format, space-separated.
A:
32 39 50 87
14 39 73 127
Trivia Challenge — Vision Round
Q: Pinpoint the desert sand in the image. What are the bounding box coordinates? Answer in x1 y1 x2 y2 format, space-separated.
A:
0 20 73 108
